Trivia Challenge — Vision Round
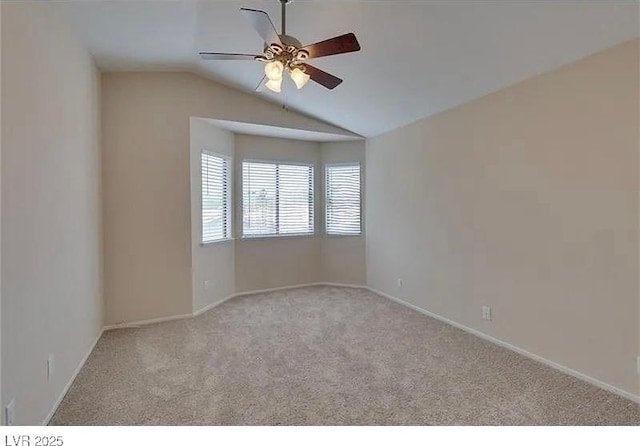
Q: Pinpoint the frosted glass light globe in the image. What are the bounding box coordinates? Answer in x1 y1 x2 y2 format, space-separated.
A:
290 67 310 89
265 77 283 93
264 60 284 81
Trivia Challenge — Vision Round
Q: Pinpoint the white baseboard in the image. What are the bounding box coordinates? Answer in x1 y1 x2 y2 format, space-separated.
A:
231 282 328 298
103 313 193 331
232 282 367 298
365 286 640 405
317 282 368 290
42 328 105 425
193 293 238 317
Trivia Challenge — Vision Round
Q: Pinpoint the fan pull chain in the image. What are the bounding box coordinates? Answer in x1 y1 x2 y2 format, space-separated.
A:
282 85 289 111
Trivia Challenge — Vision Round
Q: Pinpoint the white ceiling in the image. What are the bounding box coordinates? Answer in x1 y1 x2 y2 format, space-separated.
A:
63 0 639 137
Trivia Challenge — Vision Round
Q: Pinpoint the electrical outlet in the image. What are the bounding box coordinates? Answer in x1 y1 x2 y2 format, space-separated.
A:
6 399 15 426
204 280 210 291
481 306 492 321
397 278 403 289
47 354 55 381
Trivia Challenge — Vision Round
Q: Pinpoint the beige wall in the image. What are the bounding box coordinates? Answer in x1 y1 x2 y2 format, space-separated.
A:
234 134 321 292
320 141 367 285
1 1 103 425
366 39 640 397
102 72 355 325
190 118 235 312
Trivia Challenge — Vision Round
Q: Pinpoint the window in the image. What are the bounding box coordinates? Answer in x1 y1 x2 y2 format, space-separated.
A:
201 151 231 243
243 161 314 237
325 163 361 235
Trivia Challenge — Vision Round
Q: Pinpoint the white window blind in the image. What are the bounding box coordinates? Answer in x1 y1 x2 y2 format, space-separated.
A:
201 151 231 243
243 161 314 237
325 163 361 235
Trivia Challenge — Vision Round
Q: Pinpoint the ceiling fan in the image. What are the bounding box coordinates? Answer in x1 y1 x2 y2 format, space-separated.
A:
199 0 361 93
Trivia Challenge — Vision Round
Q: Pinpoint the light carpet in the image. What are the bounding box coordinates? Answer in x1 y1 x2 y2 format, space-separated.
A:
51 286 639 425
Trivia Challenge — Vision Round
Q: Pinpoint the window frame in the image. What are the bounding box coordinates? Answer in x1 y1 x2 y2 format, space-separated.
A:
200 149 233 246
324 162 363 237
241 158 316 239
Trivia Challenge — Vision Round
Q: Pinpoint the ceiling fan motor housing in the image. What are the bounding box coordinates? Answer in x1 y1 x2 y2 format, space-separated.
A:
277 34 302 48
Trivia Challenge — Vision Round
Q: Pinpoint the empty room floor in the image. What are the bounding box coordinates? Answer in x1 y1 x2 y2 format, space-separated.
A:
51 286 639 425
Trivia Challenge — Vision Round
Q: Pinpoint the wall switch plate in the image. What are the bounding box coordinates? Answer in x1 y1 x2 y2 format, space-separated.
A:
6 399 15 426
481 306 492 321
397 278 403 289
204 280 210 291
47 354 55 381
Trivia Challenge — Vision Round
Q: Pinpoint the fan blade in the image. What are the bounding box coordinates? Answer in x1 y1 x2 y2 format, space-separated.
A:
200 52 260 61
301 33 360 59
240 8 282 45
303 64 343 90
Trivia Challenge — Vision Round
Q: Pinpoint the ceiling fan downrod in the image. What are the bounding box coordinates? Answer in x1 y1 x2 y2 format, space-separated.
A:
280 0 292 36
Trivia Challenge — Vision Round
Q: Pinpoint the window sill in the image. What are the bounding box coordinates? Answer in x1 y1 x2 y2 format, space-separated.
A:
200 238 235 247
240 233 316 241
324 233 363 238
201 233 361 244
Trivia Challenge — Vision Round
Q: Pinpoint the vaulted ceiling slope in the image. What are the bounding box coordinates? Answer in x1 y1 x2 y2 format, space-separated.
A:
63 0 639 137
